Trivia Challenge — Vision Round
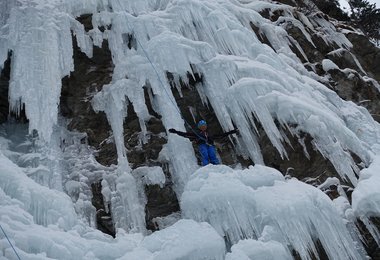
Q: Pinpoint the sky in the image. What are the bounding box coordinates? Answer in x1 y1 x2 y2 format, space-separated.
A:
339 0 380 13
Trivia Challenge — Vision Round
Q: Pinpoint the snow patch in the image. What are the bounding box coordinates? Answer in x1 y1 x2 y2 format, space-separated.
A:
322 59 340 71
119 219 225 260
226 239 292 260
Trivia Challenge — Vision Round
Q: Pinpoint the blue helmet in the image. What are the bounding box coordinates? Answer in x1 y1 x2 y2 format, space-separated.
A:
197 120 207 128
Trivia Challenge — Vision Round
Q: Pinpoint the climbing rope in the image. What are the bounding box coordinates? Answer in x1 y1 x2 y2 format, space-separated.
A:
0 223 22 260
123 13 208 142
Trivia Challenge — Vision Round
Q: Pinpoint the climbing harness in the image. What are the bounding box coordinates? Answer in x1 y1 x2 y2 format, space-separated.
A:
123 14 209 143
0 223 22 260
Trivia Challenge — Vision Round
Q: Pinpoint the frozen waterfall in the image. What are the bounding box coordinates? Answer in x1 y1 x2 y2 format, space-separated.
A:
1 0 380 259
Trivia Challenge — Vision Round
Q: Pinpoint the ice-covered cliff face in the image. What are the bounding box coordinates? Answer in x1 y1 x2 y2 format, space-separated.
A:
1 0 380 259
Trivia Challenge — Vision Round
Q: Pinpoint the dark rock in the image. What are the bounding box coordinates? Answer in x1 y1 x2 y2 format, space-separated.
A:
0 54 10 124
77 14 93 32
0 52 28 124
91 182 115 237
327 49 366 75
258 9 271 20
121 104 167 168
283 16 345 66
250 22 275 51
271 9 285 22
274 0 297 7
145 182 180 231
313 0 350 21
285 23 325 63
260 126 339 185
60 37 115 166
310 32 337 57
356 217 380 259
347 32 380 82
325 185 340 200
147 117 165 135
329 68 380 122
59 30 119 234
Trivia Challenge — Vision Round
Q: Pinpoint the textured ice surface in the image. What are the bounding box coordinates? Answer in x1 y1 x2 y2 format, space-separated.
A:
2 1 92 141
152 212 181 230
181 165 365 260
322 59 339 71
102 161 147 234
352 144 380 245
133 166 166 187
226 238 293 260
352 145 380 217
119 219 225 260
0 152 77 230
0 186 142 260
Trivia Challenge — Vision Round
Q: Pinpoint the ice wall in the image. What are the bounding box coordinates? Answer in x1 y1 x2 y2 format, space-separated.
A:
1 0 380 259
1 0 378 187
59 128 108 228
89 0 379 187
0 0 93 141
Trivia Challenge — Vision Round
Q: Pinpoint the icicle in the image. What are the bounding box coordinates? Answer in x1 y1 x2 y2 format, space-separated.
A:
352 149 380 245
359 216 380 246
114 161 147 234
70 18 93 58
92 81 150 233
308 13 353 49
148 76 199 195
0 151 77 230
0 32 8 71
6 4 75 141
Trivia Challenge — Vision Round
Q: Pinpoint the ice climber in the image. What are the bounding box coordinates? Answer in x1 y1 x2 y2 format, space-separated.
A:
169 120 238 166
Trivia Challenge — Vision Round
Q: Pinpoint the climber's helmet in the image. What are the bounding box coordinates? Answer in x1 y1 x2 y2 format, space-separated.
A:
197 120 207 131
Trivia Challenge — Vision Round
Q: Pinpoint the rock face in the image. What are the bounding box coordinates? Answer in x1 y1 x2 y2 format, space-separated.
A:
0 54 29 124
59 16 185 234
60 38 116 236
0 56 10 124
329 68 380 122
91 182 115 236
347 33 380 82
60 39 114 165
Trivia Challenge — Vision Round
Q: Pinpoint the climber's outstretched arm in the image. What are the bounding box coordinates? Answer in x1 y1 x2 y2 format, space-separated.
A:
169 128 197 140
213 128 239 139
